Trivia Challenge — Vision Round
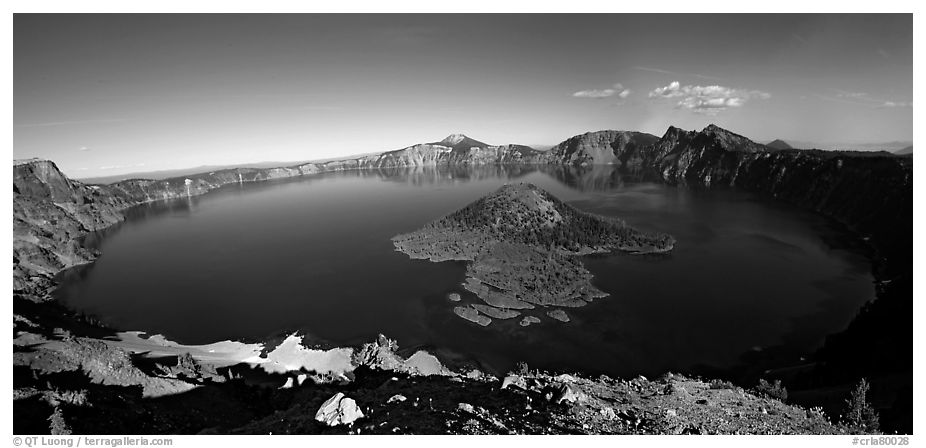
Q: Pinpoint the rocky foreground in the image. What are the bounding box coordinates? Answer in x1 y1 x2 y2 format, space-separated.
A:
392 183 674 326
12 123 910 434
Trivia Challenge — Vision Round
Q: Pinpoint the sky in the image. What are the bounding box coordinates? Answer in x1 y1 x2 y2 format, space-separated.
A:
14 14 913 178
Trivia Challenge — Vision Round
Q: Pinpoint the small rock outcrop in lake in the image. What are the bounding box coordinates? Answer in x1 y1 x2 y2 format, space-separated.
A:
314 392 364 426
453 305 492 326
392 183 675 326
387 394 407 404
547 309 570 322
520 316 541 327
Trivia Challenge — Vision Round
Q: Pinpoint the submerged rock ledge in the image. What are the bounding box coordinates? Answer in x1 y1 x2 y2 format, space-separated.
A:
392 183 675 325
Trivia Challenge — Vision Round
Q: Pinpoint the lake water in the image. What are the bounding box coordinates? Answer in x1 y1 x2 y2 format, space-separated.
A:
54 166 875 378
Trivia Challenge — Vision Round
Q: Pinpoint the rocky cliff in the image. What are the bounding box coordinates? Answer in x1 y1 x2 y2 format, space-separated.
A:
541 130 660 166
356 134 544 168
542 125 910 269
13 160 131 297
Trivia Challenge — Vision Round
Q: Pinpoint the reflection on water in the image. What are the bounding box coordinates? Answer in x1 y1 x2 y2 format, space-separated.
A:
54 165 875 378
537 164 663 192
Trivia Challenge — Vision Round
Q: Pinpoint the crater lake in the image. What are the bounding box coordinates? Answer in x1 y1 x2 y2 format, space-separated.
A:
54 166 875 378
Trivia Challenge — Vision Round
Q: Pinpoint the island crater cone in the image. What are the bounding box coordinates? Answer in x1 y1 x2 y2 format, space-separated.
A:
391 183 675 326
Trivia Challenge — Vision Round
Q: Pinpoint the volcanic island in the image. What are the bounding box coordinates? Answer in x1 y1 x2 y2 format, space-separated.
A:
392 183 675 327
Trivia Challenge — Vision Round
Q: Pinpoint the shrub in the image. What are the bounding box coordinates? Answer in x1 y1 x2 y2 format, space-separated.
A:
841 378 880 434
754 378 788 402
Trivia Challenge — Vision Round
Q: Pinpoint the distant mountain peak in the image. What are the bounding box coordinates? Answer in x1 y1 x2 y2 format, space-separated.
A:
766 139 794 150
696 124 767 153
440 134 470 145
661 126 690 140
432 134 489 149
701 124 744 137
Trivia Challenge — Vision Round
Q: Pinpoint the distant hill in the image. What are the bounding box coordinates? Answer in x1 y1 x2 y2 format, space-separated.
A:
766 139 794 150
894 145 913 155
785 140 912 152
76 154 380 184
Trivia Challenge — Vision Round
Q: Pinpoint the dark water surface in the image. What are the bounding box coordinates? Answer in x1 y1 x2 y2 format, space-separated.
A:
54 166 875 377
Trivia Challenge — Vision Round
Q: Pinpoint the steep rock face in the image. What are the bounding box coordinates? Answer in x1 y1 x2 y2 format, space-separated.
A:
646 125 769 182
647 127 911 271
546 125 910 268
358 134 544 168
107 165 319 204
542 131 659 166
13 160 130 297
14 159 128 229
358 143 453 168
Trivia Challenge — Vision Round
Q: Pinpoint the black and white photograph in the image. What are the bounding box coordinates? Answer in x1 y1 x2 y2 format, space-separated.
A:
7 5 918 444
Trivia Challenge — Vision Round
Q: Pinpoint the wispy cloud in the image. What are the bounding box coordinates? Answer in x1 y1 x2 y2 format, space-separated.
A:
648 81 770 115
880 101 912 108
15 118 129 128
573 83 631 99
835 90 868 99
78 146 91 152
573 89 617 98
816 90 912 109
633 66 723 81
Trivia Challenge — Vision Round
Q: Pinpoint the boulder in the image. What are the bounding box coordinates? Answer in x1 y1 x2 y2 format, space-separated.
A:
387 394 407 404
554 373 577 383
501 374 528 390
315 392 364 426
447 292 462 302
519 316 541 327
551 383 587 404
600 407 616 420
